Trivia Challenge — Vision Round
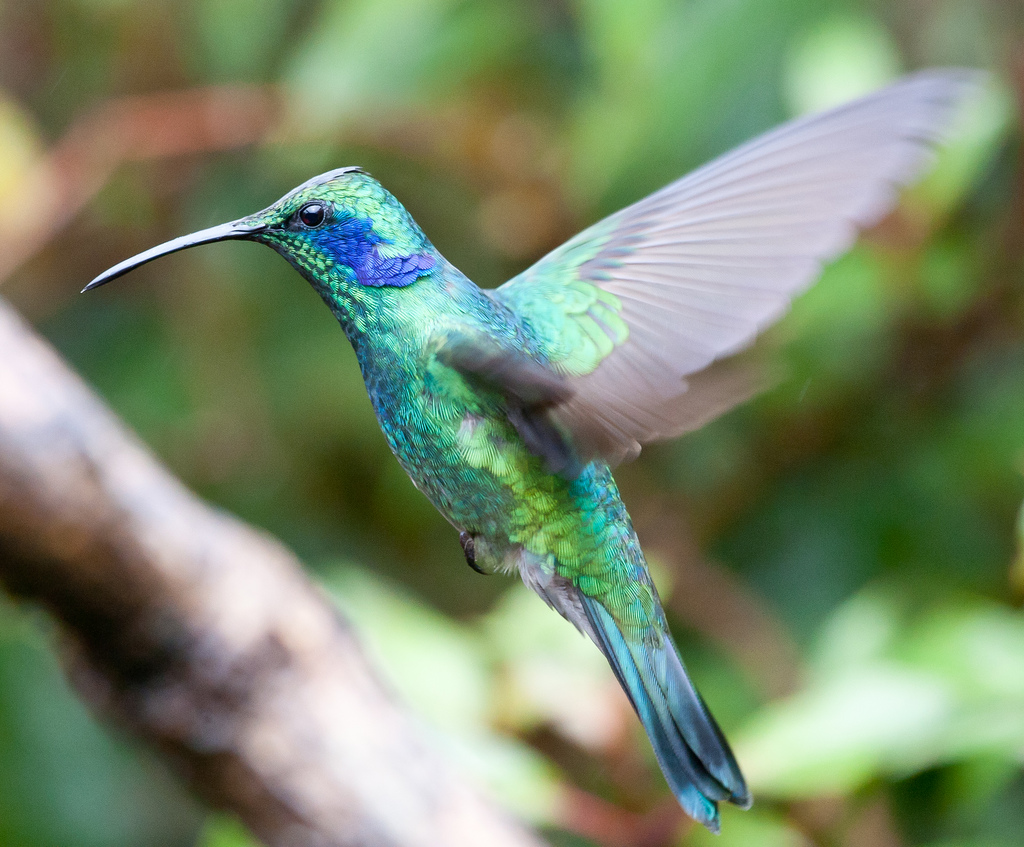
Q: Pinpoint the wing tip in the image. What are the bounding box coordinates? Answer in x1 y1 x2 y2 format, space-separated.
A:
875 67 988 156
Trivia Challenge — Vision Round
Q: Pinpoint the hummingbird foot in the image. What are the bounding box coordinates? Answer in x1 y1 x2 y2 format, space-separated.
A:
459 531 487 574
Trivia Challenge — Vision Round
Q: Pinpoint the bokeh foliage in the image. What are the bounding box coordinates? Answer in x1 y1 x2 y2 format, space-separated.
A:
1 0 1023 845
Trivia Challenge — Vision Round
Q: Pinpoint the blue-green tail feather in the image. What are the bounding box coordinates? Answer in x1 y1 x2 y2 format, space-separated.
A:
580 596 751 832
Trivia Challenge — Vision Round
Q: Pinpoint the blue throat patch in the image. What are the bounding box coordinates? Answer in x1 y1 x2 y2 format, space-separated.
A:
320 216 435 288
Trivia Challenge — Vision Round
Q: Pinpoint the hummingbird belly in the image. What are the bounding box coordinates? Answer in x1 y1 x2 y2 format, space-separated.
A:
377 378 633 583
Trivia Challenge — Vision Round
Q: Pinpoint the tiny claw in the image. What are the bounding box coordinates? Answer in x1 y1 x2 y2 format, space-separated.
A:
459 531 486 574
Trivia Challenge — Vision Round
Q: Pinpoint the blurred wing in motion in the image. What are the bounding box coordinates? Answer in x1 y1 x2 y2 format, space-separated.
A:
493 70 980 466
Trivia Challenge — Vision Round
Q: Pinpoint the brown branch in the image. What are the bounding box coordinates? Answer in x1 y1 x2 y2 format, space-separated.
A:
0 85 280 283
628 492 802 699
556 786 686 847
0 85 574 292
0 295 545 847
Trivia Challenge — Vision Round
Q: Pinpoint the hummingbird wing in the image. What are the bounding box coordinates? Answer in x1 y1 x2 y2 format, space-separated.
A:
436 328 581 476
493 70 978 465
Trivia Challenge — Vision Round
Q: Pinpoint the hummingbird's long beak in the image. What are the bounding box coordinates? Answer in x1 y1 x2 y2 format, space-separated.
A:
83 219 266 292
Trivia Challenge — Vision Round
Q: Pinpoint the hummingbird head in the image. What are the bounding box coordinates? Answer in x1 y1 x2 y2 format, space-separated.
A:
84 167 437 293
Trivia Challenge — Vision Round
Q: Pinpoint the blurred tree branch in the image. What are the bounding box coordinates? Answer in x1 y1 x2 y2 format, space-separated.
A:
633 495 802 699
0 84 570 290
0 85 280 283
0 295 545 847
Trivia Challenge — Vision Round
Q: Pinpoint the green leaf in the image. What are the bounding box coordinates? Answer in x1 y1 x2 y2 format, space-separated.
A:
197 815 261 847
735 588 1024 798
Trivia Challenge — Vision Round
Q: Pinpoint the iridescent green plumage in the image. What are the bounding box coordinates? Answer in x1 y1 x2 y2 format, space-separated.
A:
86 71 977 830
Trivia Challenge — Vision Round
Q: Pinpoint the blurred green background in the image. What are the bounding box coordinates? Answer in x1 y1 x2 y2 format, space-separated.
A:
1 1 1023 845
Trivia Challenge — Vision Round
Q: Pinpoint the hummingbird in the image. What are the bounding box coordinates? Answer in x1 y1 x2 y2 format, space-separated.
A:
86 70 975 831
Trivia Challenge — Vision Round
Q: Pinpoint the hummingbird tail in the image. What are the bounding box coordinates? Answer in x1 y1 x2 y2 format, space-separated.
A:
580 595 751 832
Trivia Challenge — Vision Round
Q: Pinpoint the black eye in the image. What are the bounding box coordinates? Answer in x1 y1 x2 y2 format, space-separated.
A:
298 202 327 228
